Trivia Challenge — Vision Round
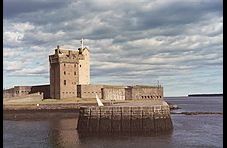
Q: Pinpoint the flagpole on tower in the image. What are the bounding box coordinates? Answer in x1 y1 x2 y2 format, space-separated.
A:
81 38 84 50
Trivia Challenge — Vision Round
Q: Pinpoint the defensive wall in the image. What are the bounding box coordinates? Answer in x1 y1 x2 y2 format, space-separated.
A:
77 84 163 101
3 85 50 99
131 85 163 100
102 85 126 101
30 85 50 99
4 84 163 101
77 84 103 99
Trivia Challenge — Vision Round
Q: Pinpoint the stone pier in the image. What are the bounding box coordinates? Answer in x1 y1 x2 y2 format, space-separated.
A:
77 104 173 136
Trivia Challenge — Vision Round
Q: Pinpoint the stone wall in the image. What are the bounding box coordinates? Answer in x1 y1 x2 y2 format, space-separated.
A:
3 86 32 98
49 62 61 99
59 62 78 99
131 85 163 100
3 87 15 98
31 85 50 99
76 85 164 101
102 86 126 100
77 84 103 99
78 48 90 84
77 105 173 136
102 85 164 101
3 85 50 99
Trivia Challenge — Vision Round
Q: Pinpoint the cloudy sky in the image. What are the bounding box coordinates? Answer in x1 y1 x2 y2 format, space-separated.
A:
3 0 223 96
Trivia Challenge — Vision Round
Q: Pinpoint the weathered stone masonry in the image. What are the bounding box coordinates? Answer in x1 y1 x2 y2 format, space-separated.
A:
3 85 50 99
49 45 90 99
77 105 173 136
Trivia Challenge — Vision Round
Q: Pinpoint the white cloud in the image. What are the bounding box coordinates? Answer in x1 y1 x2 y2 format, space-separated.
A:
3 0 223 95
12 22 35 32
3 61 24 72
3 31 24 44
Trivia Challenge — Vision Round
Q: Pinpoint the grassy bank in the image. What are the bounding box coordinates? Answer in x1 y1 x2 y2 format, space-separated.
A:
3 97 128 111
3 97 167 111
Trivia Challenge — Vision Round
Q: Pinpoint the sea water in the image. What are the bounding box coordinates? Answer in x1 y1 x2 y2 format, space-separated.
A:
3 96 223 148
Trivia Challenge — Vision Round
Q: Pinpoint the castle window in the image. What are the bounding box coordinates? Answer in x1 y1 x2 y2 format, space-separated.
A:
142 96 143 99
64 71 66 75
64 64 66 66
80 65 81 67
148 96 150 99
145 96 146 99
74 72 76 75
74 64 76 67
64 80 66 85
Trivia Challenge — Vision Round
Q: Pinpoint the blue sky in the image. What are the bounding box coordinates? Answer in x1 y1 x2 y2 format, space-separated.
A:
3 0 223 96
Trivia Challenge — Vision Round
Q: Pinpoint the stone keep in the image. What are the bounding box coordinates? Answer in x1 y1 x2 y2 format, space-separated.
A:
49 45 90 99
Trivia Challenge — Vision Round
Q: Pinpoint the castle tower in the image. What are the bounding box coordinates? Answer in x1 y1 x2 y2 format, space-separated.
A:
78 47 90 84
49 41 90 99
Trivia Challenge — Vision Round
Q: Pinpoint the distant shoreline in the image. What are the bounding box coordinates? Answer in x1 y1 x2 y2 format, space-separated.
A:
188 94 223 97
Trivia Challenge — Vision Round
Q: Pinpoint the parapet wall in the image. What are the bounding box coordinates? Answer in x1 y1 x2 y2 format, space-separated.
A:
3 86 32 98
31 85 50 99
77 84 163 101
77 84 103 99
77 105 173 136
3 85 50 99
102 86 126 100
131 86 163 100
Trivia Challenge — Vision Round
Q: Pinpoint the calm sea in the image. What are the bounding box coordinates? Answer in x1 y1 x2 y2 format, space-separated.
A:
3 96 223 148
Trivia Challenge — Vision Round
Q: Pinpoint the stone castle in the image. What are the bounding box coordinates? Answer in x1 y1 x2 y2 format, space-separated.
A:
49 44 90 99
3 40 163 101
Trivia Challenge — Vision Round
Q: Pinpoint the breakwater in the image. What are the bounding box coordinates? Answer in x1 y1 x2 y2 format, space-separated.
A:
77 105 173 136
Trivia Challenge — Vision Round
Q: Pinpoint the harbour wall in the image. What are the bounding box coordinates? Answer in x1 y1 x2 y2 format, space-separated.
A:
77 105 173 136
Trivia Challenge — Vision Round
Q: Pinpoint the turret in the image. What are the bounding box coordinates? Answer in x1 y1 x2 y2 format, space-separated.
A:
55 45 60 55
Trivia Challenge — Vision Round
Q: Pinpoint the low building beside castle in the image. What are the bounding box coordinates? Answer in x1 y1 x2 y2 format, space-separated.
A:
3 40 164 101
3 85 50 99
